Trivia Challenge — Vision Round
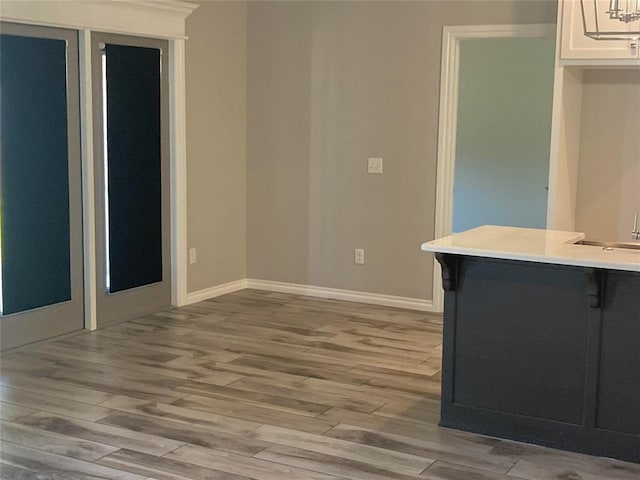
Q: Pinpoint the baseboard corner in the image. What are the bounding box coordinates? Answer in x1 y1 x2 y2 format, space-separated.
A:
184 279 248 305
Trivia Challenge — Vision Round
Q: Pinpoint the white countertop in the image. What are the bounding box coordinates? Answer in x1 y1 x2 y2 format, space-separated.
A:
421 225 640 272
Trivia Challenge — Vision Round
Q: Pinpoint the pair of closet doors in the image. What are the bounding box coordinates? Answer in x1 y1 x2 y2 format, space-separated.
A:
0 23 171 350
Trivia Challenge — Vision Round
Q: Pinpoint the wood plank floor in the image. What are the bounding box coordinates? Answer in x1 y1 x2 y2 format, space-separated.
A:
1 289 639 479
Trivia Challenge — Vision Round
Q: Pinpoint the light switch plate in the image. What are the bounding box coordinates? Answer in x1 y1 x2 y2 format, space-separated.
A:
367 157 383 174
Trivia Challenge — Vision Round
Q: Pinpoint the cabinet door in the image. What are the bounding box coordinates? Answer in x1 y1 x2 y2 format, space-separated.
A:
452 258 589 425
596 271 640 435
561 0 639 62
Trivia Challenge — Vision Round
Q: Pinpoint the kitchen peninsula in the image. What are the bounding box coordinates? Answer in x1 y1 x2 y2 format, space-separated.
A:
421 226 640 464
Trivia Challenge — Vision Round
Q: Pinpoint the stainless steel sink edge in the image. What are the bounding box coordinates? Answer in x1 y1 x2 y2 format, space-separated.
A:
576 240 640 251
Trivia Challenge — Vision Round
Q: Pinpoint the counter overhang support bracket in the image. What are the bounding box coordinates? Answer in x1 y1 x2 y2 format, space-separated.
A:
584 267 606 309
435 253 459 292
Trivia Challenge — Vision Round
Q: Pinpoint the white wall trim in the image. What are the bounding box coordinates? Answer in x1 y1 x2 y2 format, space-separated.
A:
546 2 579 231
546 6 566 230
79 30 98 331
246 279 436 312
439 23 556 39
169 39 189 307
432 23 556 313
184 279 436 312
185 279 249 304
0 1 198 40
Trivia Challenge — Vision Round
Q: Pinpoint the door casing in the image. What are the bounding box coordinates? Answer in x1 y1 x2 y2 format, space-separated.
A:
432 24 556 312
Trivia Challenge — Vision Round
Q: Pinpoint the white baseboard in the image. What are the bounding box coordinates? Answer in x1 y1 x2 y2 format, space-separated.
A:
246 278 436 312
184 278 437 312
184 279 248 305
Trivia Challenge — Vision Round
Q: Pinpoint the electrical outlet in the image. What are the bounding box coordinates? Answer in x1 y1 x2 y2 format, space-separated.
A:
355 248 365 265
189 248 197 264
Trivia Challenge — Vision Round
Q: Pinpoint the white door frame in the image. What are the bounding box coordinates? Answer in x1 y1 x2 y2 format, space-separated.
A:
0 1 198 330
432 24 556 312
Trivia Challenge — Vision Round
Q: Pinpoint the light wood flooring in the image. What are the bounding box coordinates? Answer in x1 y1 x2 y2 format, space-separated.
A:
1 289 639 479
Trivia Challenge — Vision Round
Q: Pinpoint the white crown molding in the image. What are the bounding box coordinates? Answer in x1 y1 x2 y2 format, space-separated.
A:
117 1 198 15
0 1 199 40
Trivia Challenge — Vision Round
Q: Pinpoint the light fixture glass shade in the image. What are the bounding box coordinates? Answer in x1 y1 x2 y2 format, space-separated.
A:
580 0 640 39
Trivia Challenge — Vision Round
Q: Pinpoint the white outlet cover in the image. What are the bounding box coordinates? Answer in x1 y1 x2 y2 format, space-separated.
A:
367 157 383 174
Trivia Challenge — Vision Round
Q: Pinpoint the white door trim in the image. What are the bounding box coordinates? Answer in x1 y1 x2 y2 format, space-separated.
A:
79 29 99 330
432 24 556 312
169 38 189 308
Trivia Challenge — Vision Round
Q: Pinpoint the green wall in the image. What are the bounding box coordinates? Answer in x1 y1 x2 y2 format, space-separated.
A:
453 36 555 232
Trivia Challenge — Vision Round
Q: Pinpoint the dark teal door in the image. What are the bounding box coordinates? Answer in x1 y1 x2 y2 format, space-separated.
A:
92 33 171 327
0 23 84 350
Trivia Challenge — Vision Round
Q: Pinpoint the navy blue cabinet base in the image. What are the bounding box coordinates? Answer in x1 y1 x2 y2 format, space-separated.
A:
435 254 639 464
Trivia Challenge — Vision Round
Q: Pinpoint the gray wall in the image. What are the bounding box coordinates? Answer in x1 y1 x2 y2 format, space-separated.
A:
453 37 555 233
576 69 640 242
246 1 557 300
185 1 247 293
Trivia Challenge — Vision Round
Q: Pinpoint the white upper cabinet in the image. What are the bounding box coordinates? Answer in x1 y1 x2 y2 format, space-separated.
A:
560 0 640 64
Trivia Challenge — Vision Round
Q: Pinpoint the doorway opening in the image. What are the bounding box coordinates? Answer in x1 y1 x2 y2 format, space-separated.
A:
432 24 556 311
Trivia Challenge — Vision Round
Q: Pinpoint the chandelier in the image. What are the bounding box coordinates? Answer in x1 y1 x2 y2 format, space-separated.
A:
580 0 640 39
